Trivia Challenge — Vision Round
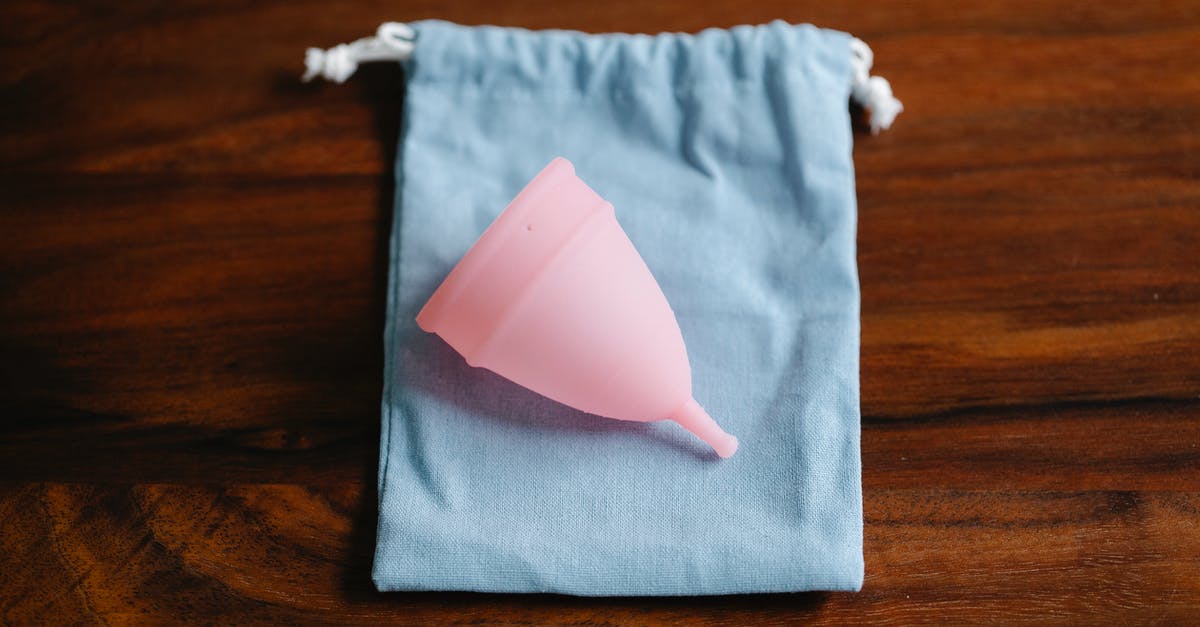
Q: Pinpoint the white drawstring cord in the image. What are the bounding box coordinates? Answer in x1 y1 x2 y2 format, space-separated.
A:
302 24 903 134
302 22 415 83
849 38 903 134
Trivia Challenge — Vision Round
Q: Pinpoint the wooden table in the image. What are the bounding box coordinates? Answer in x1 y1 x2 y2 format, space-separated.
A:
2 2 1197 623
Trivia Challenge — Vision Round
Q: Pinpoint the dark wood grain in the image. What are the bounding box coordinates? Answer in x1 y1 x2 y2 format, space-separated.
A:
2 0 1198 624
2 485 1197 624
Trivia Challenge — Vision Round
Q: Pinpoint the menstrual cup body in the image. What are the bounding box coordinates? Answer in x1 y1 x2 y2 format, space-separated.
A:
417 158 738 458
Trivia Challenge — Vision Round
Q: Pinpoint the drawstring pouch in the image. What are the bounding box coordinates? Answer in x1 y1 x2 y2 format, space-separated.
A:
305 19 900 595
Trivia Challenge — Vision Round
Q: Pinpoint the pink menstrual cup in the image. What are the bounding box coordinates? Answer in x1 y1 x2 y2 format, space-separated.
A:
416 157 738 459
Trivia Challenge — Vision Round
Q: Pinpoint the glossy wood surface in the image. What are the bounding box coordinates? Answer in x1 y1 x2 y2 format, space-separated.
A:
2 1 1198 623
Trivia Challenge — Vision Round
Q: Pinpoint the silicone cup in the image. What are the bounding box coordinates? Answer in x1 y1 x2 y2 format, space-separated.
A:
417 157 738 459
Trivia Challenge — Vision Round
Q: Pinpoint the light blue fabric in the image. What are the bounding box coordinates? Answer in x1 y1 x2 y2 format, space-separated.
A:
374 19 863 595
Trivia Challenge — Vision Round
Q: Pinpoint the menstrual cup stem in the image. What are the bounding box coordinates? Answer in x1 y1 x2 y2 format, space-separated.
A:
671 398 738 459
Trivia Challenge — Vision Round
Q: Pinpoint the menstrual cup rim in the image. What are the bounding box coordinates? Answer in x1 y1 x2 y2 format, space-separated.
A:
415 157 577 338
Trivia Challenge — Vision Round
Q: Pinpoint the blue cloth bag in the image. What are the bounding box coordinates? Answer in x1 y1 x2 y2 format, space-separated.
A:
373 19 870 595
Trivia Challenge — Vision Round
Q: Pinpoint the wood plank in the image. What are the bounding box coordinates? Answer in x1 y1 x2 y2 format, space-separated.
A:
1 175 387 484
2 484 1197 624
1 4 1197 176
859 164 1200 417
2 176 1196 487
865 400 1200 491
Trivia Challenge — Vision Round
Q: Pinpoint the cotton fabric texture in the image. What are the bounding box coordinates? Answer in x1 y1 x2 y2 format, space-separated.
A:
375 19 863 595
